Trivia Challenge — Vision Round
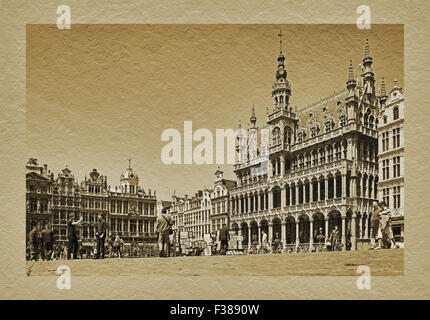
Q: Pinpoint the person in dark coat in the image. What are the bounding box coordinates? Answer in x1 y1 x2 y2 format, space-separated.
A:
219 224 230 255
41 222 55 261
67 213 83 259
29 225 39 261
37 222 45 260
95 214 107 259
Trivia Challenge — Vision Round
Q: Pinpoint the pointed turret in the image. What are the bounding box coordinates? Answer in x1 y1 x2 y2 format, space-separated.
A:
379 77 388 105
271 30 291 110
346 60 357 92
250 104 256 128
361 39 375 98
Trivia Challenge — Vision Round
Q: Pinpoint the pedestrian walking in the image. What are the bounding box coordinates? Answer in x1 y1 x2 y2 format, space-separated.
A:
369 201 382 250
156 207 173 257
28 225 39 261
67 213 83 259
379 201 398 249
220 224 230 255
95 214 107 259
37 223 45 261
329 226 340 251
41 222 55 261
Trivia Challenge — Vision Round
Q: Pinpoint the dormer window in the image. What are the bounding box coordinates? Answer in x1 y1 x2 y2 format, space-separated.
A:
393 106 399 120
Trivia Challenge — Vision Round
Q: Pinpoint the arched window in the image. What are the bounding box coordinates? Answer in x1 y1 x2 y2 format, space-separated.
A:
310 126 317 137
393 106 399 120
284 127 292 144
272 127 281 145
369 115 374 128
340 115 346 127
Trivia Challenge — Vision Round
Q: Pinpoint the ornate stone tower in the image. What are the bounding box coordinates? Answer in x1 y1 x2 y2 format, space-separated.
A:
120 159 139 194
266 31 297 178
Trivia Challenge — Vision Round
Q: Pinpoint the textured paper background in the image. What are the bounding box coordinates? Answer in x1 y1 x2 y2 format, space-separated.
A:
1 0 429 299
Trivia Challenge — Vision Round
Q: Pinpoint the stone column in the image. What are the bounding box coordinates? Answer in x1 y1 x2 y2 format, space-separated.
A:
281 221 286 248
280 156 285 176
309 219 313 252
295 220 300 251
351 213 357 251
364 216 369 239
334 175 337 198
258 225 261 245
268 222 273 245
325 178 328 200
342 174 346 198
269 191 273 211
341 215 346 251
281 187 286 207
318 180 321 201
295 185 299 205
248 226 251 253
247 195 251 213
289 187 293 206
310 181 314 203
325 217 329 240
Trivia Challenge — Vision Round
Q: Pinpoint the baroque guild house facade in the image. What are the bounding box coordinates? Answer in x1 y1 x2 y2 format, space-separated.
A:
26 159 158 252
229 39 399 252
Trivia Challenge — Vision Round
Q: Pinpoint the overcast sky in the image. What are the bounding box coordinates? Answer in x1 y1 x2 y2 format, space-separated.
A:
26 24 403 200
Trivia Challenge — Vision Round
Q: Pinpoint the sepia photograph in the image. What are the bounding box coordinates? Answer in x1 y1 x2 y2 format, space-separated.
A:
1 0 429 311
25 23 404 280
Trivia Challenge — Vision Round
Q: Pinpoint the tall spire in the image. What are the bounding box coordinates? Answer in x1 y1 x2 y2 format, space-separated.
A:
381 77 387 96
348 60 354 81
379 77 388 105
365 38 370 58
250 104 256 128
278 29 283 53
362 38 375 97
346 60 357 91
362 38 373 67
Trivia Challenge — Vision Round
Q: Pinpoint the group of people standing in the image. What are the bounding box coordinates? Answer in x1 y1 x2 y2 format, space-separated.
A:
370 200 399 250
28 213 117 261
28 222 55 261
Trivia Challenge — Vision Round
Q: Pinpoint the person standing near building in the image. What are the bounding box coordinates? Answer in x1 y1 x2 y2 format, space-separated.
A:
67 213 83 259
261 230 270 253
220 224 230 255
315 227 325 251
95 214 107 259
379 201 398 249
41 222 55 261
37 222 45 261
369 201 382 250
329 226 340 251
107 232 114 258
29 225 39 261
156 207 172 257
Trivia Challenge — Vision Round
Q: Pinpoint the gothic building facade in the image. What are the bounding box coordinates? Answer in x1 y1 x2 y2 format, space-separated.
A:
229 39 394 252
